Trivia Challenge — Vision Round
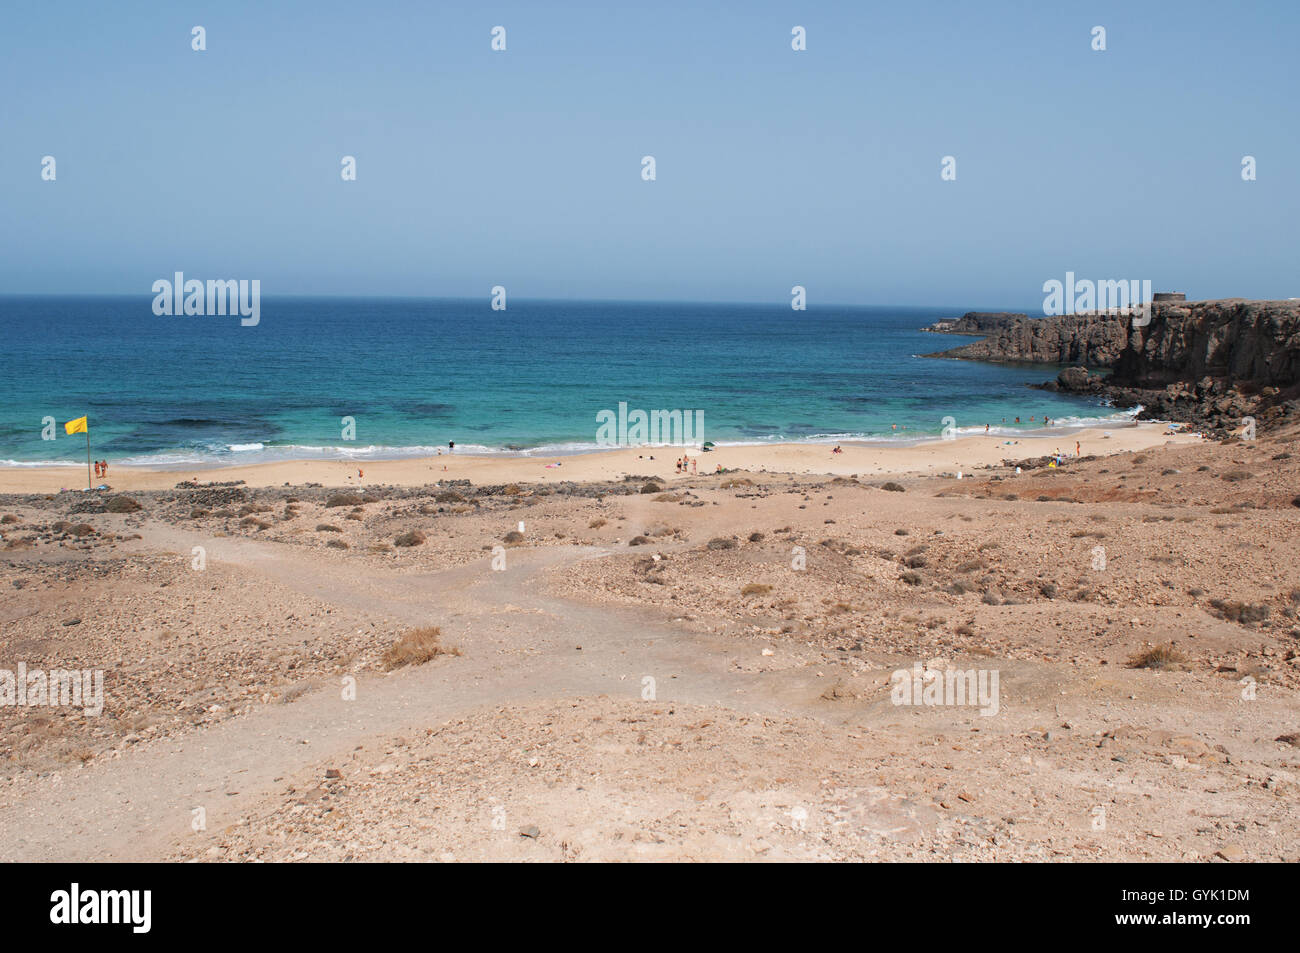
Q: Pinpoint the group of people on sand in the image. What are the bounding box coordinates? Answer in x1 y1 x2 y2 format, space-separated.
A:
92 459 109 479
1048 441 1084 465
675 455 697 474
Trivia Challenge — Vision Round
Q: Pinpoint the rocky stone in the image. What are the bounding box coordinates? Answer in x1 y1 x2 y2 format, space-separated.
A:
927 299 1300 434
1049 366 1106 393
925 312 1130 366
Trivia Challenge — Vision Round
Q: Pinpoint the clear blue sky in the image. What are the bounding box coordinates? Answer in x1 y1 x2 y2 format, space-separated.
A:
2 0 1296 306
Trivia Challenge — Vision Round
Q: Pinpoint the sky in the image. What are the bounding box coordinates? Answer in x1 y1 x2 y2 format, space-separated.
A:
1 0 1296 307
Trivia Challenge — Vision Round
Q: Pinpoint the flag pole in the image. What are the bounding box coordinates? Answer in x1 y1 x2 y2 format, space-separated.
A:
85 427 91 490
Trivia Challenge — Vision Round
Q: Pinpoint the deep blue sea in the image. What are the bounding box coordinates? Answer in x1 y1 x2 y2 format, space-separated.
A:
0 296 1134 467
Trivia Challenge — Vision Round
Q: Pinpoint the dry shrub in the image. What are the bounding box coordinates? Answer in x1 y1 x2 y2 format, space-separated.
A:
588 518 607 529
316 523 342 532
394 529 426 547
503 530 524 544
382 626 461 670
1208 599 1270 624
741 583 772 597
707 537 737 550
105 495 142 513
1127 643 1188 670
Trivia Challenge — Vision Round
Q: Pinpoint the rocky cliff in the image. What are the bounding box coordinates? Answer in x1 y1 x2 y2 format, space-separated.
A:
1111 299 1300 389
921 312 1027 335
923 312 1131 366
926 299 1300 433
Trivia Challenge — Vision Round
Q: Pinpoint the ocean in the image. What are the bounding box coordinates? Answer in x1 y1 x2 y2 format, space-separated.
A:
0 296 1134 467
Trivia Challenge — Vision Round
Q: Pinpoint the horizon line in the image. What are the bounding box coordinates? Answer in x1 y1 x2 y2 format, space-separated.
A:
0 291 1046 312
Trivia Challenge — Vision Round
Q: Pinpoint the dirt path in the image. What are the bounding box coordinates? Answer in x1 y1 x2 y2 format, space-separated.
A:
0 529 889 861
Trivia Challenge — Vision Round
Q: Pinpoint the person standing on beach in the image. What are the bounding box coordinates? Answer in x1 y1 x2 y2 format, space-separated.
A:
93 461 101 478
101 459 108 478
1076 441 1081 456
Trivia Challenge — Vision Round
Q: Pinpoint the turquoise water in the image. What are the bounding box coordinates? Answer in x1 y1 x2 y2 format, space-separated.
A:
0 296 1132 466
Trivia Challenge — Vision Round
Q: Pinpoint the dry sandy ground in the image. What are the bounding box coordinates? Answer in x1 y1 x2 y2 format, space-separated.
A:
0 431 1296 862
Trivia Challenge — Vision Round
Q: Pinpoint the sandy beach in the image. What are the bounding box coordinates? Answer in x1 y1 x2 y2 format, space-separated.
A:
0 423 1199 494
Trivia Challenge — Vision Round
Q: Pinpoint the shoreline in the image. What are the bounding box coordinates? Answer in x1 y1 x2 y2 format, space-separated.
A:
0 422 1201 494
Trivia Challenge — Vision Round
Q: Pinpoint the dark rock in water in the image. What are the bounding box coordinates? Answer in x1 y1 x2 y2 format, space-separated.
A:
1047 366 1106 393
925 312 1130 366
926 298 1300 435
921 312 1028 335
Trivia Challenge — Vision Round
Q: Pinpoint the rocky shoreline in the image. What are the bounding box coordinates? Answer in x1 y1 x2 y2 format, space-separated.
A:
920 312 1028 336
925 299 1300 435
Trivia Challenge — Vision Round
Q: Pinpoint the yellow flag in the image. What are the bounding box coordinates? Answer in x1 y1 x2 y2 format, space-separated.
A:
65 416 88 435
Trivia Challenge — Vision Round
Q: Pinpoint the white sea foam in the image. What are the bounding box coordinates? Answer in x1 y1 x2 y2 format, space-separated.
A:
2 407 1147 468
